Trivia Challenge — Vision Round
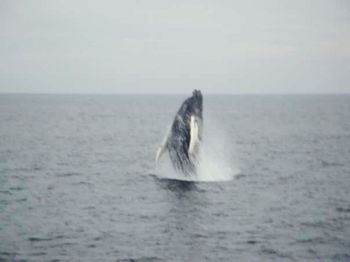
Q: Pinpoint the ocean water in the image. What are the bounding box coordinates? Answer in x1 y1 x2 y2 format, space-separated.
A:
0 94 349 261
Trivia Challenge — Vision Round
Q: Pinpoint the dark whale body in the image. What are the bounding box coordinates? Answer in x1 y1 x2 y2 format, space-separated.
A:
156 90 203 175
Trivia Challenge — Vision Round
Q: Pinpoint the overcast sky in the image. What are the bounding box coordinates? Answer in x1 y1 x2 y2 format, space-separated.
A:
1 0 349 94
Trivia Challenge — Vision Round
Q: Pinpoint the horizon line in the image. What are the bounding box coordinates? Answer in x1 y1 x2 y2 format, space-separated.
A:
0 92 350 96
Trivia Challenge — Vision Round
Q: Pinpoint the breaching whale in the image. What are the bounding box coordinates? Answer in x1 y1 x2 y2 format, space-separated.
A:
156 90 203 175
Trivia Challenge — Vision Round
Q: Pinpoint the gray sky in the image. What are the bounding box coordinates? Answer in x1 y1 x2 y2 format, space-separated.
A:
1 0 349 94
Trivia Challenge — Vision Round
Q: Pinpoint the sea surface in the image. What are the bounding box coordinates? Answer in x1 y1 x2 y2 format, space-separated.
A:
0 94 349 261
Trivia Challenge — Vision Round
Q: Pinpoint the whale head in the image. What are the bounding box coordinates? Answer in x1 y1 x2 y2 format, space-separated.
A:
191 89 203 118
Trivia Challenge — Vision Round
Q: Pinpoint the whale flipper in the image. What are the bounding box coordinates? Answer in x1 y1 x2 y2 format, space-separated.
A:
155 128 170 163
189 115 200 155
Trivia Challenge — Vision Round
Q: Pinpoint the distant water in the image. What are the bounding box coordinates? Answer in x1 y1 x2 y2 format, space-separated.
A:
0 94 349 261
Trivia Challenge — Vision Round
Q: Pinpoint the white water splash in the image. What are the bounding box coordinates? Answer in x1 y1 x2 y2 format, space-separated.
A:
155 117 240 182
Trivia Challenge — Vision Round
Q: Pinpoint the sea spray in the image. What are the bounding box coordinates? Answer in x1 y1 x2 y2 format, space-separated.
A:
196 117 239 181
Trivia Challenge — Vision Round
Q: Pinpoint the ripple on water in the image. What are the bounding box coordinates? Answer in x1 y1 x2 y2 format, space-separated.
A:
320 159 344 168
336 207 350 213
260 246 294 260
9 186 24 191
0 252 20 261
56 172 81 178
295 236 327 245
28 235 65 242
116 257 163 262
0 190 12 195
246 240 260 245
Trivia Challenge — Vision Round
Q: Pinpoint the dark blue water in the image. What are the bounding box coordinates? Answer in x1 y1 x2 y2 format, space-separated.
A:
0 94 349 261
